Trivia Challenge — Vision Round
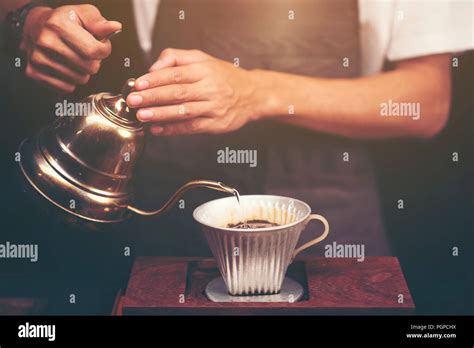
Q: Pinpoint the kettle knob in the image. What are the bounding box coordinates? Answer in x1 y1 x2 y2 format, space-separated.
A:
120 78 137 122
121 78 136 100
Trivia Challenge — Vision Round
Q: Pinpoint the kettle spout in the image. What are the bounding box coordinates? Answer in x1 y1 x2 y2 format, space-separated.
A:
125 180 240 217
213 181 240 202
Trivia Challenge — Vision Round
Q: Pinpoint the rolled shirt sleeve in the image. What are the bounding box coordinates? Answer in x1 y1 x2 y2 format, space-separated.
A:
387 0 474 61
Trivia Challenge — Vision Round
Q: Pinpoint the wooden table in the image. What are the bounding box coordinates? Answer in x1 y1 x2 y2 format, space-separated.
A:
0 298 47 315
117 256 415 315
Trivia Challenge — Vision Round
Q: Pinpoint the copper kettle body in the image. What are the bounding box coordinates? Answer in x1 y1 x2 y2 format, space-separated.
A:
19 79 146 222
19 79 237 223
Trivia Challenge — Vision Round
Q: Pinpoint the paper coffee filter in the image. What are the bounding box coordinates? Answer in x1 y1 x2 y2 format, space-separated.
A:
194 195 307 229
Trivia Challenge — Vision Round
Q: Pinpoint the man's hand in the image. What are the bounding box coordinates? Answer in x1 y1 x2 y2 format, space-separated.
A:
128 49 450 139
127 49 264 136
21 4 121 93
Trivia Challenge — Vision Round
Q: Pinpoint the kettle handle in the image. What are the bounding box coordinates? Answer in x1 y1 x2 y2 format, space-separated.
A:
125 180 238 216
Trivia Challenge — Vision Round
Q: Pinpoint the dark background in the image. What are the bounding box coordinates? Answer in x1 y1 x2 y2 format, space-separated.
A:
0 18 472 315
372 51 473 315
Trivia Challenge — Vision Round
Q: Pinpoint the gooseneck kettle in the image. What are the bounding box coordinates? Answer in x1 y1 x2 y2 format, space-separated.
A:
18 79 237 223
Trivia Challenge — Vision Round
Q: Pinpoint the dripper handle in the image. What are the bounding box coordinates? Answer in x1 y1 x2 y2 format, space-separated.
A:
292 214 329 261
125 180 238 217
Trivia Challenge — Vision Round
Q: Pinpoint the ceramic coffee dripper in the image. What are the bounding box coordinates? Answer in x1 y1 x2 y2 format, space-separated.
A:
193 195 330 296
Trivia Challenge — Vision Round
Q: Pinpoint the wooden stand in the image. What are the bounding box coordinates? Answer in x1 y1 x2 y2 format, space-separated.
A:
117 256 415 315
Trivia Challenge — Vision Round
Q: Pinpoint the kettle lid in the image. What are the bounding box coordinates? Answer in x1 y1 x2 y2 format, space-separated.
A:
98 78 141 127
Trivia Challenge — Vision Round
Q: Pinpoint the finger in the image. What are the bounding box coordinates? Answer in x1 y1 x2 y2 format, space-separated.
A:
76 4 122 39
127 83 205 108
149 48 209 71
26 64 75 93
61 25 112 59
135 65 205 90
30 49 90 85
136 102 212 122
36 31 102 74
150 118 213 136
48 11 112 59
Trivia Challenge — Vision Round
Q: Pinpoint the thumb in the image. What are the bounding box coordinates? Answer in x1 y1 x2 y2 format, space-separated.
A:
76 5 122 39
88 20 122 40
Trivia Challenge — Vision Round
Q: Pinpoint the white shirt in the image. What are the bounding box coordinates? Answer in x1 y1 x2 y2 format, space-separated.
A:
359 0 473 75
133 0 473 75
132 0 160 54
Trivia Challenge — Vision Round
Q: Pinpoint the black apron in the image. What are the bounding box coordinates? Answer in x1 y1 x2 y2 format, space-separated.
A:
69 0 390 256
132 0 390 256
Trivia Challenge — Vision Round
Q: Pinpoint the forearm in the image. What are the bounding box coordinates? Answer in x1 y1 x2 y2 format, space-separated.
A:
254 55 451 139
